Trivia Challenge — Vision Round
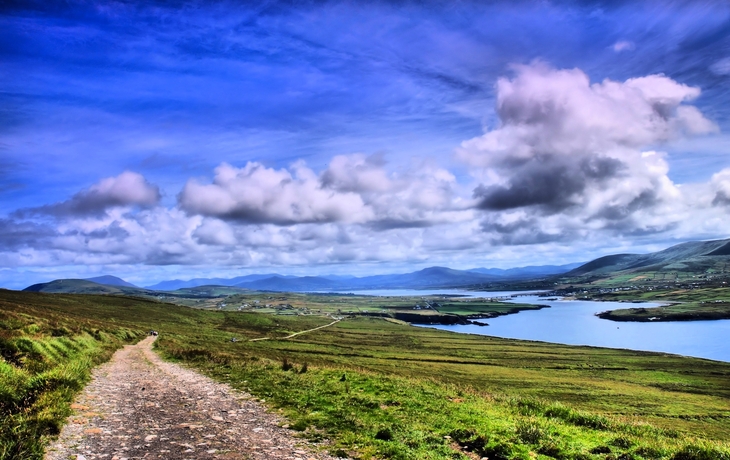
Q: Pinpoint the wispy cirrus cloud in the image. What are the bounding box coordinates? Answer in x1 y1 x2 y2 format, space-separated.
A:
612 40 635 52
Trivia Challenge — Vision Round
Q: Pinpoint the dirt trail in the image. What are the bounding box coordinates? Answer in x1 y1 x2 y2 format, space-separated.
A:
45 336 337 460
249 319 341 342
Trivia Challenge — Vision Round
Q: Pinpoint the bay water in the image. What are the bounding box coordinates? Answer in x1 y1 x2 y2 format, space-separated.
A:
342 290 730 362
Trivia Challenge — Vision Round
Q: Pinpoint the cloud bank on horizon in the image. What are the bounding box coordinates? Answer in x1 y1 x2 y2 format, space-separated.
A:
2 0 730 288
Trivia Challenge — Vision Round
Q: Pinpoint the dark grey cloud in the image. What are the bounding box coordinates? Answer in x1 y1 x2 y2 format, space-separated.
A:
599 219 679 237
366 218 434 231
712 190 730 206
481 217 572 246
83 221 130 242
474 156 626 214
144 249 194 266
0 218 57 250
591 190 659 221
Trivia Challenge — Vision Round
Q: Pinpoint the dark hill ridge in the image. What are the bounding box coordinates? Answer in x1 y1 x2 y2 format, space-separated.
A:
565 237 730 278
24 279 154 296
707 241 730 256
85 275 138 288
568 254 639 276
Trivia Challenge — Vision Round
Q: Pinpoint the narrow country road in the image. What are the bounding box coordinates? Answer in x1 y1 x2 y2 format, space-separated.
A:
44 336 337 460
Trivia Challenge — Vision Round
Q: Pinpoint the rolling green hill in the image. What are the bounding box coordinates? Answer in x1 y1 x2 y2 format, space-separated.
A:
561 238 730 284
23 279 155 296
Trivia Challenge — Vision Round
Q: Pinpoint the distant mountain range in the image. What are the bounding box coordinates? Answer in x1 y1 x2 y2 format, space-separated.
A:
469 264 583 278
24 237 730 295
145 274 297 291
140 263 582 292
23 263 581 294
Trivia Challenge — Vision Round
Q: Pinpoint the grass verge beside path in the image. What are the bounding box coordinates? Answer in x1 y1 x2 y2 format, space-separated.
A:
0 291 144 460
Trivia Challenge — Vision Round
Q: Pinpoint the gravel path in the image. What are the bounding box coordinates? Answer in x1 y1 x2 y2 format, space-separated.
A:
44 336 338 460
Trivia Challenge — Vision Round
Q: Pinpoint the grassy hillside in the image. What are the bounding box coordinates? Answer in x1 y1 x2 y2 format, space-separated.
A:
0 290 146 459
23 279 156 297
1 290 730 459
552 239 730 290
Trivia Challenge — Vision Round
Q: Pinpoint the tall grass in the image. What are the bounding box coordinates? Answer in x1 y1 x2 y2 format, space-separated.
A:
161 347 730 459
0 292 143 460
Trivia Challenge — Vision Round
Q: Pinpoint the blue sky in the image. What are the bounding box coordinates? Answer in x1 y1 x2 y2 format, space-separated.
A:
2 0 730 288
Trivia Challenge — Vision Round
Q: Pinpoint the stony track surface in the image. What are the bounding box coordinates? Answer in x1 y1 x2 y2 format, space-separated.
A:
44 336 337 460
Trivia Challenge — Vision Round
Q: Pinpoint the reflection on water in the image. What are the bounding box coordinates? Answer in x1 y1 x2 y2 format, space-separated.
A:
423 295 730 363
329 289 541 298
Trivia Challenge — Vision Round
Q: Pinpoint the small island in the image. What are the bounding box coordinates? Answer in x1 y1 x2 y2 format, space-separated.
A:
596 301 730 322
378 300 550 325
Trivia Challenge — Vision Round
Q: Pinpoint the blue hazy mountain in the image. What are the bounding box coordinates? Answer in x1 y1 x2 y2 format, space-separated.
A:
234 267 502 292
145 274 295 291
145 263 582 292
467 263 583 279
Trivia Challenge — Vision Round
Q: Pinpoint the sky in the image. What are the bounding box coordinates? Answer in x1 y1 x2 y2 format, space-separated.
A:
2 0 730 288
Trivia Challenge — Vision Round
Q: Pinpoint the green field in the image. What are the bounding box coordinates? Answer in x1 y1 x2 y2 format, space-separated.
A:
172 290 547 325
1 289 729 459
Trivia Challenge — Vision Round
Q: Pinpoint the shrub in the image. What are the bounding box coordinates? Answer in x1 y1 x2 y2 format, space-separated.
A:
672 445 730 460
515 420 544 444
375 426 394 441
537 441 565 459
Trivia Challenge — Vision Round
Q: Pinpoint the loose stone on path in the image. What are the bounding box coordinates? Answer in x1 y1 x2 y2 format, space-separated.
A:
44 336 337 460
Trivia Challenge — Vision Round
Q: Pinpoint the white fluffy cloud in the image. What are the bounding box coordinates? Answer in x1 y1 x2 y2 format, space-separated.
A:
192 218 238 246
17 171 161 218
179 161 374 225
179 155 469 229
458 63 716 242
710 168 730 206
